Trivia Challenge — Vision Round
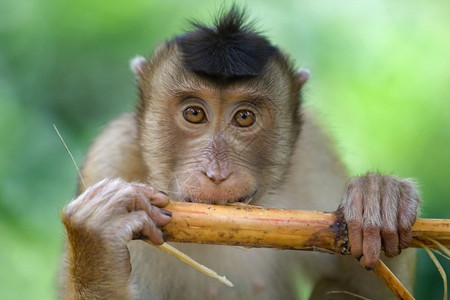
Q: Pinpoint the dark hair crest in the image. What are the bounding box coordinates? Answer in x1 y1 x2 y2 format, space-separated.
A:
175 6 278 80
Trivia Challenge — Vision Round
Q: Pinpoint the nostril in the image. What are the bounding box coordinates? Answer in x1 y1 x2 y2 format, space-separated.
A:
204 170 230 184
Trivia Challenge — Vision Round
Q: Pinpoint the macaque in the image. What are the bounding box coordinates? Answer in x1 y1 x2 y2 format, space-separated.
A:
60 7 420 300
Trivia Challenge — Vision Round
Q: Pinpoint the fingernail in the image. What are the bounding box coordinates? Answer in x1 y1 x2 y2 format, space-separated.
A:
158 190 169 196
356 255 363 262
160 209 172 217
365 266 373 271
162 232 167 242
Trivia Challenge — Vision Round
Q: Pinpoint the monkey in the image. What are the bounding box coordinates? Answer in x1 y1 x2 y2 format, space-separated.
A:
59 7 420 300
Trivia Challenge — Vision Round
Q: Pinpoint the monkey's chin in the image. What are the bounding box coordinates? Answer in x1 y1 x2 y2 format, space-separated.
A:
180 189 258 205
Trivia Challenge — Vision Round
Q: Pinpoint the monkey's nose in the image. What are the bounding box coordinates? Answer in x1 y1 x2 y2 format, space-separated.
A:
204 170 231 184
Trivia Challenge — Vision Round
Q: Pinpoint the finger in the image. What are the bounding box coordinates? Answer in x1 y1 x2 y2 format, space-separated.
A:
360 226 381 269
134 184 170 207
122 211 165 245
153 207 172 227
380 177 400 257
398 179 420 249
348 220 363 259
341 177 364 258
381 229 400 257
398 227 413 250
125 191 172 227
361 174 382 268
140 216 165 245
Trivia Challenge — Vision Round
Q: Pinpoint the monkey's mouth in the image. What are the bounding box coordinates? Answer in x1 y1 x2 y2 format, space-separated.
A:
181 189 257 205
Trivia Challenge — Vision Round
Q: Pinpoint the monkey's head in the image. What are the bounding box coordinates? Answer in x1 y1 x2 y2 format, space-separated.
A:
133 7 308 205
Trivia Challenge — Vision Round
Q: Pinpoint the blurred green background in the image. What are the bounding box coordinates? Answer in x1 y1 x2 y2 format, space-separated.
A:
0 0 449 299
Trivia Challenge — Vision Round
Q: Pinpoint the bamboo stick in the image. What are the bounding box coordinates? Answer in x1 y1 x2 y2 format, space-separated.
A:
161 201 450 252
373 260 414 300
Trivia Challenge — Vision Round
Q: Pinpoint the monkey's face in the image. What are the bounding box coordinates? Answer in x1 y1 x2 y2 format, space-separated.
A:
136 45 301 205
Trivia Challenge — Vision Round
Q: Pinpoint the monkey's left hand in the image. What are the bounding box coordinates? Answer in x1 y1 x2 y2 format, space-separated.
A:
338 173 420 268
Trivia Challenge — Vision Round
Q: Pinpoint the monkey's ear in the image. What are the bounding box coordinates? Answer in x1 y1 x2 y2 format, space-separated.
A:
295 68 310 87
130 56 147 77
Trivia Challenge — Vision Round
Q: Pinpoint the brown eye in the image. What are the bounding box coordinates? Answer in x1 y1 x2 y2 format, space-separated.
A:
183 107 206 124
233 110 256 127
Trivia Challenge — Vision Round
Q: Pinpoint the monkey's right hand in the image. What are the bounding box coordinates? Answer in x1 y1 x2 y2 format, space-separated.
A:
61 178 171 294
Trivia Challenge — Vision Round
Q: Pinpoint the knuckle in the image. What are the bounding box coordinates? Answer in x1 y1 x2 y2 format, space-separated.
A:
136 210 157 228
380 228 396 237
363 225 380 236
115 212 150 237
116 186 138 201
134 209 150 221
348 219 362 230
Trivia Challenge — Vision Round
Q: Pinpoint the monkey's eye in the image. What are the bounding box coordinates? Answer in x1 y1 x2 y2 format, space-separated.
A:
232 110 256 127
183 107 206 124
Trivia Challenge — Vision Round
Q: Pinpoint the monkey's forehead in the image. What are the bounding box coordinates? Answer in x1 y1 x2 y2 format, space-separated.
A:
141 42 294 102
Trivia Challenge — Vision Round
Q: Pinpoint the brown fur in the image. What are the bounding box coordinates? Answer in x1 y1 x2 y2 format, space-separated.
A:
60 37 420 299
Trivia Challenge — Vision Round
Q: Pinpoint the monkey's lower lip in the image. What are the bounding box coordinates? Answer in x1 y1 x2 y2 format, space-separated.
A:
182 189 257 205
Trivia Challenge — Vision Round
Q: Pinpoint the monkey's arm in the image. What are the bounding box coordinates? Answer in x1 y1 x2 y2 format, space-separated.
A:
283 110 419 299
59 113 171 299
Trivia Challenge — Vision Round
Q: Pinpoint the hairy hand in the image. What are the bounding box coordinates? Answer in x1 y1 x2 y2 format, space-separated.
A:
61 178 171 279
339 173 420 269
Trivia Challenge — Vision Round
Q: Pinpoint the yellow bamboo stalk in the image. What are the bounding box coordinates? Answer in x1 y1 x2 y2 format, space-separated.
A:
162 201 450 252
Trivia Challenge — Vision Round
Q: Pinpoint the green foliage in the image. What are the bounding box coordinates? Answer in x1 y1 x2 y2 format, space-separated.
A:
0 0 448 298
